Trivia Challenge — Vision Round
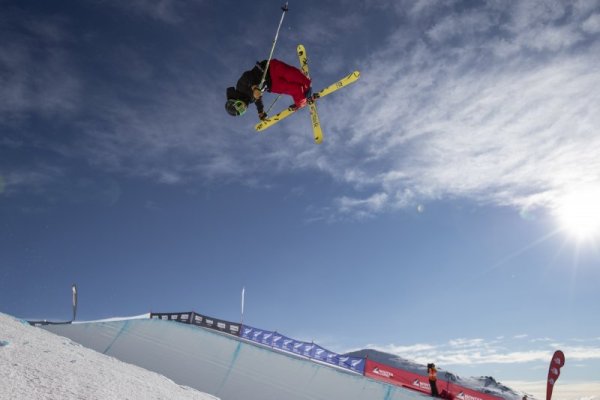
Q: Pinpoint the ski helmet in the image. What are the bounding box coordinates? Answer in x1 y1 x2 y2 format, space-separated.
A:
225 99 247 116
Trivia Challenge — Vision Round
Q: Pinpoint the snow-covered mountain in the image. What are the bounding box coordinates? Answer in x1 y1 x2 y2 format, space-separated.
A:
345 349 527 400
0 312 218 400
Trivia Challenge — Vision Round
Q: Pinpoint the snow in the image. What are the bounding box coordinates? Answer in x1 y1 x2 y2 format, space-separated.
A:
0 312 219 400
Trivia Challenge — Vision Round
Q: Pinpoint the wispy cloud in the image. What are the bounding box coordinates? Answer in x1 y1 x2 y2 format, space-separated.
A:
89 0 206 24
367 336 600 366
0 12 81 120
311 1 600 218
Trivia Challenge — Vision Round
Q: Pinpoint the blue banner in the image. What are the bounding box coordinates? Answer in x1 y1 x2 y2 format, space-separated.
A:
339 355 366 374
240 325 365 374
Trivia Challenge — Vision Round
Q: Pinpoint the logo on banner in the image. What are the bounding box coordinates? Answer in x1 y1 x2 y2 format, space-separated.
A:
373 367 394 378
272 335 282 345
455 392 483 400
413 379 430 390
351 359 363 367
243 327 252 336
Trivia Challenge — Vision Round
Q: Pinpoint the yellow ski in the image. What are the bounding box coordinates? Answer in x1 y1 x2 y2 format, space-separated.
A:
297 44 323 144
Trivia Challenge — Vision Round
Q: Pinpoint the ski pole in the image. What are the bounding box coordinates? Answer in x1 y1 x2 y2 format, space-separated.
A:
265 94 281 114
259 2 289 91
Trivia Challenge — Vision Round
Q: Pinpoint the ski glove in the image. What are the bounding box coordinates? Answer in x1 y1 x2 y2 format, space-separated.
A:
258 111 268 121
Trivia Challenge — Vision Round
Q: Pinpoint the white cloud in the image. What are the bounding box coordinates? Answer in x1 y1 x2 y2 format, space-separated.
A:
582 13 600 33
368 336 600 366
316 1 600 218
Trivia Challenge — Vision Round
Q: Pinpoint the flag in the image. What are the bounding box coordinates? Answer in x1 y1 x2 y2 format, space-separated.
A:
241 286 245 324
546 350 565 400
71 284 78 321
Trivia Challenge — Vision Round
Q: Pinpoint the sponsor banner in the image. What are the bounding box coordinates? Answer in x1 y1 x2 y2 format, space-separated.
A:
340 355 366 374
150 312 192 323
291 339 309 356
271 332 284 349
189 312 241 336
150 311 241 336
279 335 295 352
242 327 363 374
546 350 565 400
302 342 316 358
365 360 501 400
312 344 335 363
241 326 274 345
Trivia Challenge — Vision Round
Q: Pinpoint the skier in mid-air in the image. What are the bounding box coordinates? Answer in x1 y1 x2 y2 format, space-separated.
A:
225 59 312 120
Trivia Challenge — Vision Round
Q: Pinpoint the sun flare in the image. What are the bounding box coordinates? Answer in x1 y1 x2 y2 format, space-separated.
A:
555 186 600 241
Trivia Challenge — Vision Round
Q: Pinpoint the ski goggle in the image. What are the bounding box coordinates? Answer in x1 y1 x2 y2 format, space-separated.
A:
226 99 247 116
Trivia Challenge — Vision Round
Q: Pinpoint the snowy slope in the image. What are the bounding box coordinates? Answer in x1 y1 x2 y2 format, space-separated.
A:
0 313 219 400
346 349 525 400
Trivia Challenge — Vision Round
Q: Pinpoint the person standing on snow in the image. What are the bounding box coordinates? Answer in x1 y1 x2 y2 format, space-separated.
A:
225 59 312 120
428 363 439 397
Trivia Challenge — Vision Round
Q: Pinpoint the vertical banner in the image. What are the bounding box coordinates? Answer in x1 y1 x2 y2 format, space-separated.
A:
546 350 565 400
71 284 78 321
241 287 245 324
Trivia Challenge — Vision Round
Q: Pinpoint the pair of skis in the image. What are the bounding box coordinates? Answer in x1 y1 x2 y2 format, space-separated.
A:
255 44 360 144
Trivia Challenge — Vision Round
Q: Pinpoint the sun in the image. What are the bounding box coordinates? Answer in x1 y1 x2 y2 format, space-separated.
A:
555 186 600 241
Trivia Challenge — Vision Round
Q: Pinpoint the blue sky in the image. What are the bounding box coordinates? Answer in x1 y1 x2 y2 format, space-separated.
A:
1 0 600 398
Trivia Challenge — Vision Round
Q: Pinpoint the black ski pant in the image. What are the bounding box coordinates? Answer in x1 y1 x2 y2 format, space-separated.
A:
429 379 439 397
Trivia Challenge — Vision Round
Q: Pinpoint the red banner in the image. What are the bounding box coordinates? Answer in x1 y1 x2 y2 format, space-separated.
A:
546 350 565 400
364 359 503 400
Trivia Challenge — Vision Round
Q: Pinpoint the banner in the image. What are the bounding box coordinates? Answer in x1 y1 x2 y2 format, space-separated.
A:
72 284 78 321
339 355 366 374
546 350 565 400
364 359 502 400
150 311 241 336
151 312 192 324
240 325 364 374
189 312 241 336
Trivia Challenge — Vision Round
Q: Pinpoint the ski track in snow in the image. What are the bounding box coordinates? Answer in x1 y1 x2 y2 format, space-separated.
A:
0 312 219 400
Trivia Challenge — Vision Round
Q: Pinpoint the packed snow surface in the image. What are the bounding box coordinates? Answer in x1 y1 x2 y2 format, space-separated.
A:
0 312 219 400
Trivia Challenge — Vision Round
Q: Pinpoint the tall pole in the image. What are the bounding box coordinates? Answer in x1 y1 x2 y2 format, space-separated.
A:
259 2 289 90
